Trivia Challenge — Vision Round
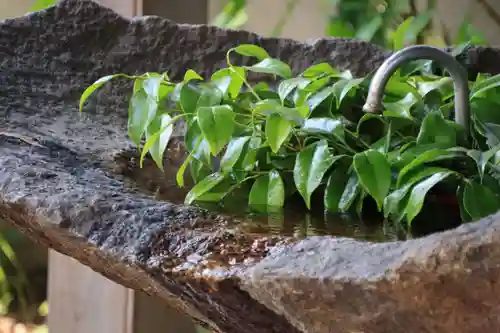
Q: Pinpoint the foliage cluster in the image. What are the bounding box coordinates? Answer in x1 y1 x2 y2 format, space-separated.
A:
213 0 488 48
80 41 500 229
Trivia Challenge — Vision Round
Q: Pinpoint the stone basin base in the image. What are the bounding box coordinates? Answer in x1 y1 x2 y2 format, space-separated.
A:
1 1 500 332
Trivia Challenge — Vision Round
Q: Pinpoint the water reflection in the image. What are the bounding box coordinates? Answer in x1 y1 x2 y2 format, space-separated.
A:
195 201 407 242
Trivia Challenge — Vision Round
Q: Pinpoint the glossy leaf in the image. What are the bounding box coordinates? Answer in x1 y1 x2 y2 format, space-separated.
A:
220 136 251 172
265 114 292 153
301 117 343 136
332 78 364 107
324 167 349 212
471 74 500 99
249 170 285 208
383 93 418 120
247 58 292 79
405 171 454 224
417 77 452 97
302 63 338 78
239 137 262 172
384 166 452 219
79 74 122 111
463 181 500 220
230 44 270 61
184 119 212 167
293 140 339 209
353 150 392 211
180 84 223 114
466 145 500 181
397 148 459 187
211 66 246 98
254 99 305 124
307 86 336 111
176 151 195 188
145 114 173 170
185 173 226 205
184 69 203 82
417 112 457 148
128 89 158 146
338 172 360 212
278 77 311 101
142 76 164 101
197 105 235 156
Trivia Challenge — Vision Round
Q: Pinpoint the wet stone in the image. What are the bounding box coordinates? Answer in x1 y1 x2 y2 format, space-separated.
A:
1 1 500 332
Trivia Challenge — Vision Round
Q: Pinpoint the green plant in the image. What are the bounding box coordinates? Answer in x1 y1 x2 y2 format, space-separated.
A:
80 42 500 230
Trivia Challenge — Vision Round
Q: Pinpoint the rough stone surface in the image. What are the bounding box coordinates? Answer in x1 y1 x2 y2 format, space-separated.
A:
2 1 500 332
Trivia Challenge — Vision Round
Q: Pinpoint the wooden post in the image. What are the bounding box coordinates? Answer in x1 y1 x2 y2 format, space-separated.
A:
47 251 198 333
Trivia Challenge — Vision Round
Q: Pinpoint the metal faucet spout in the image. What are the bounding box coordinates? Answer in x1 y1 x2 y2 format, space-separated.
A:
362 45 470 130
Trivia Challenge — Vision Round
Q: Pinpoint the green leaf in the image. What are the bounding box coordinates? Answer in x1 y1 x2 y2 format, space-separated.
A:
384 184 412 221
384 166 452 220
211 67 246 98
197 105 235 156
249 170 285 208
332 78 365 107
211 0 247 28
185 173 226 205
128 88 158 146
293 140 339 209
142 75 164 101
184 119 212 166
30 0 56 11
471 74 500 99
355 16 383 41
382 92 418 120
466 145 500 181
417 112 458 148
254 99 306 124
180 84 223 114
405 171 455 224
306 86 336 111
247 58 292 79
265 114 292 153
338 171 360 212
184 69 203 82
463 181 500 220
301 117 343 136
278 77 311 101
239 137 262 172
393 16 415 50
302 63 339 78
176 151 195 187
220 136 251 172
230 44 270 61
327 17 355 38
416 77 452 97
353 150 392 211
324 167 349 212
79 74 122 112
397 148 459 187
404 11 434 45
145 114 173 170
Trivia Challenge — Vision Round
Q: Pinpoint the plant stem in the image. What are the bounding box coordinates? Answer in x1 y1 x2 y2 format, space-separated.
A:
271 0 300 37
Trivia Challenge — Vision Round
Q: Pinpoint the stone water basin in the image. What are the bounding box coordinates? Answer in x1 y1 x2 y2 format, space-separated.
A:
1 1 500 332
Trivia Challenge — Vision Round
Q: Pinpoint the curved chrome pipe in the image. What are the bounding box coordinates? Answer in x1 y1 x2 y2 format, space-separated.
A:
362 45 470 130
